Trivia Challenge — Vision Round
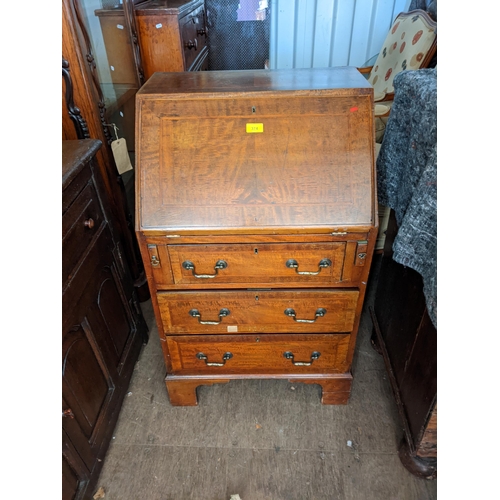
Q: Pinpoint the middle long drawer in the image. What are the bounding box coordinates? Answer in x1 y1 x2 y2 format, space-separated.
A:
157 289 359 334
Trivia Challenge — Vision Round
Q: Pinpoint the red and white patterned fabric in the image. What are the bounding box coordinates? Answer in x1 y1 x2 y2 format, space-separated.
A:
368 10 436 98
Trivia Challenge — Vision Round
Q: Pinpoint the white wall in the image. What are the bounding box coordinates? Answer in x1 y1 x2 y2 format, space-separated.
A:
269 0 411 69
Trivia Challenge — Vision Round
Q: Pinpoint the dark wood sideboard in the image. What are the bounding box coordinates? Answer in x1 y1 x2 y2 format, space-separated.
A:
62 139 149 500
370 210 437 479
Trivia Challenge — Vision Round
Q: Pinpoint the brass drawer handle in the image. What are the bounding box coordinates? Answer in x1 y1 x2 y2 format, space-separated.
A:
151 256 160 267
182 260 227 278
283 351 321 366
196 352 233 366
285 258 332 275
284 307 327 323
189 308 230 325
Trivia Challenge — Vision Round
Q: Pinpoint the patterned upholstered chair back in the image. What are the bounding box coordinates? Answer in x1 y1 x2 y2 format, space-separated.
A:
368 10 437 99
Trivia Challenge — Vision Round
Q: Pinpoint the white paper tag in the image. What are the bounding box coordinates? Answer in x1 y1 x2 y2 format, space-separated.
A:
117 24 124 29
111 138 133 175
156 23 163 29
227 326 238 333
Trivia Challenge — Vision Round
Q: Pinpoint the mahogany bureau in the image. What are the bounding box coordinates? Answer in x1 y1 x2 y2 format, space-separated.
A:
135 67 378 406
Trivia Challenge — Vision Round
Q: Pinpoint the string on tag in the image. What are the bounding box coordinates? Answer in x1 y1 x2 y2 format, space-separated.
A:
104 123 120 141
104 123 133 175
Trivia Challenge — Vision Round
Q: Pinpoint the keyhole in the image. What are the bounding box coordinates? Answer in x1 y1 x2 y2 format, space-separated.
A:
252 106 256 114
254 248 258 254
255 295 259 301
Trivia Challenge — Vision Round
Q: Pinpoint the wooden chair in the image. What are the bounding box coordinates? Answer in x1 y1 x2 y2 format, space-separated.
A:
358 9 437 143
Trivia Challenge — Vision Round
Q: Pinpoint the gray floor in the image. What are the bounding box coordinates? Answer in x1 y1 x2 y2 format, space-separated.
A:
95 262 437 500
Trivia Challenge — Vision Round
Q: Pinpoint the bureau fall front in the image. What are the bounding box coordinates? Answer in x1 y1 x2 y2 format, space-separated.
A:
135 67 377 406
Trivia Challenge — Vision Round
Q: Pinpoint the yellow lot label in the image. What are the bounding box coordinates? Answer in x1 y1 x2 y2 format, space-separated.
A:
246 123 264 133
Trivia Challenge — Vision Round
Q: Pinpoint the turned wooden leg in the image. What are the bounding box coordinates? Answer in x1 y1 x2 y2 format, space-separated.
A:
398 438 437 479
165 378 230 406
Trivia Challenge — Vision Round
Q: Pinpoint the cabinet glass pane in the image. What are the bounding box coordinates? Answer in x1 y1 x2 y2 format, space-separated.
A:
76 0 140 212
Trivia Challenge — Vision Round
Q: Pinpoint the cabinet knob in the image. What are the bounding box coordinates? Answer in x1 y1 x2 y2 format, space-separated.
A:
84 218 95 229
62 408 75 419
197 28 207 36
184 39 198 50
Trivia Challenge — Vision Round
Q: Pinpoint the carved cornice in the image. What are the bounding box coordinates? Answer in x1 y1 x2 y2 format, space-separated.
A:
62 58 90 140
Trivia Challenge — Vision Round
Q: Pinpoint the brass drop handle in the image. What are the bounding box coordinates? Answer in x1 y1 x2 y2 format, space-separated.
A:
284 307 327 323
182 260 227 278
196 352 233 366
185 38 198 49
62 408 75 419
285 258 332 275
84 218 95 229
151 256 160 267
189 308 230 325
283 351 321 366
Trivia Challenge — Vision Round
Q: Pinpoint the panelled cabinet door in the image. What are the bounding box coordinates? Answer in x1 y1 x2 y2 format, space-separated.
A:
62 321 116 471
62 430 90 500
62 232 138 472
89 261 138 374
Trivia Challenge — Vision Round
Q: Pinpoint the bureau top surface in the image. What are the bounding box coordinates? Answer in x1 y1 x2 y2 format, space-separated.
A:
136 68 376 234
137 67 373 97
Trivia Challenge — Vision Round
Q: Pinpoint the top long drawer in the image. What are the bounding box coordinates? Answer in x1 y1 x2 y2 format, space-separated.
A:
149 242 346 285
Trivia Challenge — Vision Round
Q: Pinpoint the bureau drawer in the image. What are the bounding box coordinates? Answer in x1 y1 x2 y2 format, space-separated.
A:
63 181 105 284
167 333 351 375
180 6 207 70
157 289 358 334
165 243 345 285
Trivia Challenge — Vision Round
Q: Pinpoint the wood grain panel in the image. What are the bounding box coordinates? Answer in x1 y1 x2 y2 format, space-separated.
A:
167 333 351 375
157 289 358 334
167 242 345 284
136 68 375 233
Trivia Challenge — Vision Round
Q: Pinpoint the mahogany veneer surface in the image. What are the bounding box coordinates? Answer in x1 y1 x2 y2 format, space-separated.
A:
135 67 377 406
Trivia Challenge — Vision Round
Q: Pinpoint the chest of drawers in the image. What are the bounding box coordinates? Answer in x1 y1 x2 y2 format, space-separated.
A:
136 0 208 80
135 67 378 406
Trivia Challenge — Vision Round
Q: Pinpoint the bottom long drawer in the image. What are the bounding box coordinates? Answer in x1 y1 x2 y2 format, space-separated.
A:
166 334 351 375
